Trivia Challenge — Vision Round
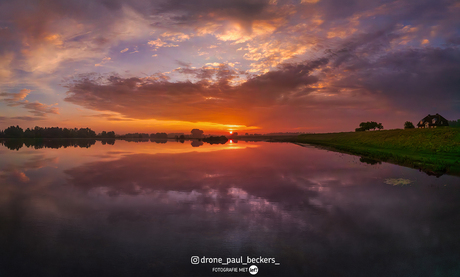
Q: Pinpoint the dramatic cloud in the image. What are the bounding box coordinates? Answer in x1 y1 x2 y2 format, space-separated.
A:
1 0 459 131
64 59 329 127
65 40 460 130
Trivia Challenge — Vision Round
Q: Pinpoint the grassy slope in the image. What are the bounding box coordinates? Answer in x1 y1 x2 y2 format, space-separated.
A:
292 128 460 175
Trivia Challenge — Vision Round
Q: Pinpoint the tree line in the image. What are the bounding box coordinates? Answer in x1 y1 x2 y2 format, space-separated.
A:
0 126 211 139
448 120 460 128
118 132 168 139
0 126 115 138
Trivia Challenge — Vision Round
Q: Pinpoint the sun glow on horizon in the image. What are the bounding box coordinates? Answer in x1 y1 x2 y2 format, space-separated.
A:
54 116 259 134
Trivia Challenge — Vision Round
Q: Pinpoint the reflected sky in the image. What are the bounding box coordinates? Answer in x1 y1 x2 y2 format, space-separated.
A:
0 141 460 276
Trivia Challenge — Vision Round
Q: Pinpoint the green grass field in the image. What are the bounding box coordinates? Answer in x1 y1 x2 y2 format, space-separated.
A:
290 128 460 176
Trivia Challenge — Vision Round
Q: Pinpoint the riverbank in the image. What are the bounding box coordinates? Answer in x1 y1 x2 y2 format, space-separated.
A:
285 128 460 176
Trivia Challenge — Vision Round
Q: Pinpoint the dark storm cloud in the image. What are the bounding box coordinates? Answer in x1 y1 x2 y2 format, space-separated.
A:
0 0 116 38
156 0 280 23
0 0 281 36
1 0 458 41
331 47 460 114
243 58 328 91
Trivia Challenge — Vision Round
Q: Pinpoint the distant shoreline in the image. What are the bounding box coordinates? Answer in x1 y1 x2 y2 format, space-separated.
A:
3 129 460 177
278 128 460 177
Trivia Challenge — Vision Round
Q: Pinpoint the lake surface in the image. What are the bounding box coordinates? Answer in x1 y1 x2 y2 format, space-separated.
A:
1 139 459 276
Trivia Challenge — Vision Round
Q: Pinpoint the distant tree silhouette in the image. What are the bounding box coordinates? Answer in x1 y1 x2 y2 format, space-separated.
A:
404 121 415 129
98 130 116 138
4 126 24 138
357 121 383 131
0 125 112 138
150 132 168 139
359 122 369 131
191 129 204 138
448 120 460 128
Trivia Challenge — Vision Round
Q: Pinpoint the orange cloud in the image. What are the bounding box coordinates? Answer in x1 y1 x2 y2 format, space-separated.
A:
64 60 329 130
0 88 31 102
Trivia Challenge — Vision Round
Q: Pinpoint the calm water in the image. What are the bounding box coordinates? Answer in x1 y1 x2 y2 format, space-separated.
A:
0 139 459 276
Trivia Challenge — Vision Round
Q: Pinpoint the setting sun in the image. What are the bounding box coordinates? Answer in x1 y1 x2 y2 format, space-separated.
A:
229 131 233 134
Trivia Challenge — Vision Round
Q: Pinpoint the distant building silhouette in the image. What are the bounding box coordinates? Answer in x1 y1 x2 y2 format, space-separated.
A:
417 113 449 128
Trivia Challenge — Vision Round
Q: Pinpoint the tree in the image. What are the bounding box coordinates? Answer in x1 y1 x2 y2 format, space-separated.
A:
370 122 376 130
24 128 34 138
34 126 44 137
404 121 415 129
191 129 204 138
359 122 371 131
357 121 382 131
4 125 24 138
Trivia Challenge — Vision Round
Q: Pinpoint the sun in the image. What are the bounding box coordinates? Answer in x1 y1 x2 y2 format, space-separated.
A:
229 131 233 134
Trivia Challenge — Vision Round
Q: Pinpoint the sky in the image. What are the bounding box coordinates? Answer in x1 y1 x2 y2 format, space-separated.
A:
0 0 459 134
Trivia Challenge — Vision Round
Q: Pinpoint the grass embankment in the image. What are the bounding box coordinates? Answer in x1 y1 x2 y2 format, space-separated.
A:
291 128 460 176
